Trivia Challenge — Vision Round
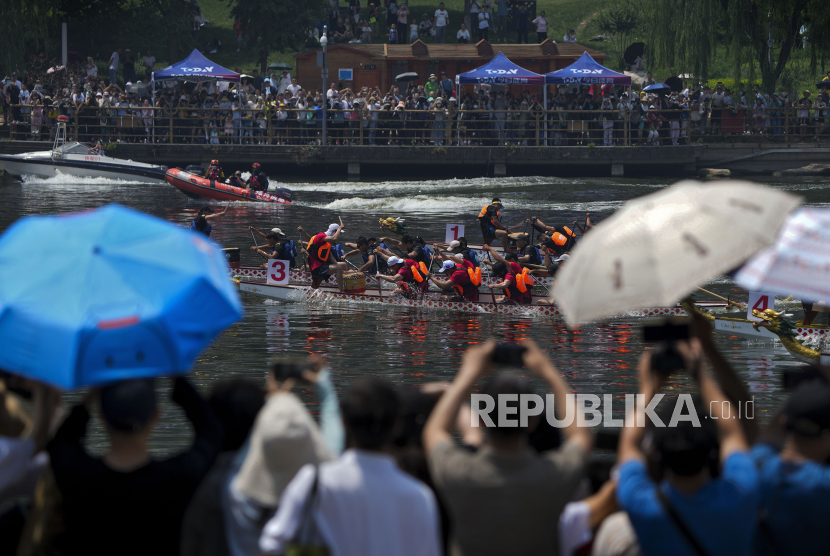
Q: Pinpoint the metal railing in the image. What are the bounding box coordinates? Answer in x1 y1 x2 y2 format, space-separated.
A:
4 105 826 146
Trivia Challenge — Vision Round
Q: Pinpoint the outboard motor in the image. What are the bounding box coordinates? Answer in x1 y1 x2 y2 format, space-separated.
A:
272 187 293 202
185 164 206 175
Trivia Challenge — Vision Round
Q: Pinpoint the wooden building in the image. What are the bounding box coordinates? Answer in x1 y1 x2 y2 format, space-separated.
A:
294 40 607 94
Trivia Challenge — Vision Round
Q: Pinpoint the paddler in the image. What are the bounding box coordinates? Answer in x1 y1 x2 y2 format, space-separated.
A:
246 162 269 191
528 217 578 250
205 159 224 180
343 236 389 274
302 222 348 290
376 255 427 299
478 198 525 246
428 260 480 302
378 234 432 267
190 204 228 237
514 233 542 266
249 227 297 268
488 261 532 305
439 238 480 268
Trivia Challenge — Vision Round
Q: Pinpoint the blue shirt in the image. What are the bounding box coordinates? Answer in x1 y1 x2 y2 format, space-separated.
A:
618 453 759 556
497 0 508 16
750 443 830 556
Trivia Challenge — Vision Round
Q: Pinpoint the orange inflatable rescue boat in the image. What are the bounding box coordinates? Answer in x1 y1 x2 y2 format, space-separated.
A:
165 168 292 204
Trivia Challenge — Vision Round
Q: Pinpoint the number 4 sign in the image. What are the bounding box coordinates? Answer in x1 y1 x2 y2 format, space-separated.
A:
267 259 289 285
747 292 776 322
445 224 465 244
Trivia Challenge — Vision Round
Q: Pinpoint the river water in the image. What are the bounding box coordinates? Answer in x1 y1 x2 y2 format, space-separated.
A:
1 172 825 454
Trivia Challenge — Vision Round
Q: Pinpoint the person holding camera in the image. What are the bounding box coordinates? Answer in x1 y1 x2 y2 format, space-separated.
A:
748 372 830 555
226 355 343 555
260 376 441 556
616 338 760 556
423 339 592 556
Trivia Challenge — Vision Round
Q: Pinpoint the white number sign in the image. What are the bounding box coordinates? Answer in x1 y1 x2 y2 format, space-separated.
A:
747 292 776 322
445 224 465 243
267 259 289 285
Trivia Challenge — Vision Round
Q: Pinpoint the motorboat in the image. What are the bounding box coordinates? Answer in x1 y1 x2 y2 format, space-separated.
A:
165 168 293 204
0 116 167 183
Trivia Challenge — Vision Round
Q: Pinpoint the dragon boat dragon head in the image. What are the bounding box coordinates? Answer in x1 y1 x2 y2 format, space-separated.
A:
752 308 819 364
379 217 407 238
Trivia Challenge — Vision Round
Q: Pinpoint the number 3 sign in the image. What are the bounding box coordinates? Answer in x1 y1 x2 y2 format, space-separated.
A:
267 259 289 285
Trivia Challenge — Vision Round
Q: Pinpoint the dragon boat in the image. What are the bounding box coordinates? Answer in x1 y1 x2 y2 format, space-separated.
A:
239 280 728 319
683 301 828 364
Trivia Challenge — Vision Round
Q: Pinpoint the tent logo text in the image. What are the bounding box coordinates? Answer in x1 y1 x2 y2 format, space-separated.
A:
569 69 604 74
484 69 519 75
180 67 215 73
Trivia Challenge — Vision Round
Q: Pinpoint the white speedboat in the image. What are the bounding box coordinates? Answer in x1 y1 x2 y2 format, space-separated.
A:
0 117 166 184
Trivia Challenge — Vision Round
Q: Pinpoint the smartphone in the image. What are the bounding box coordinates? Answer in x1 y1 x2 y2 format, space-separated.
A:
270 356 315 382
642 319 691 342
492 344 527 366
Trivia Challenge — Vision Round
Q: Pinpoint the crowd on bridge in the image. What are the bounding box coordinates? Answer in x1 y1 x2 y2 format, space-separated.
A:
5 57 830 147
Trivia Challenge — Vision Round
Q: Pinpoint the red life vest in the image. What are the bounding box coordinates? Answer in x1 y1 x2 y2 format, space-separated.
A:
307 235 331 263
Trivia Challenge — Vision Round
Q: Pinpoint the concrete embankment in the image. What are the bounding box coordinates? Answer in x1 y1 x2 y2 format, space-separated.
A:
1 141 828 178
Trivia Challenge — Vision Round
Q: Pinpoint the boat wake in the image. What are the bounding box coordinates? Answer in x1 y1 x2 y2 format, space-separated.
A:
301 195 624 214
284 176 665 195
19 174 151 187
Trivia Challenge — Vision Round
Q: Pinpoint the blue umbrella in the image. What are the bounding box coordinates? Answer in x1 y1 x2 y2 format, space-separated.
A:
643 83 671 92
0 204 243 389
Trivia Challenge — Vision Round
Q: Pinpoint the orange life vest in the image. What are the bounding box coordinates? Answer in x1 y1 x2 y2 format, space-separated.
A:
467 265 482 286
516 267 533 292
307 236 331 262
478 205 500 223
408 259 424 282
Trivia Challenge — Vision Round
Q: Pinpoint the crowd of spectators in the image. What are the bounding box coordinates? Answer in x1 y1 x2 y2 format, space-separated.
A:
322 0 558 45
2 317 828 556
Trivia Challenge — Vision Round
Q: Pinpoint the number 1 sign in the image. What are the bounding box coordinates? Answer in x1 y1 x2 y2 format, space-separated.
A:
267 259 289 285
445 224 465 244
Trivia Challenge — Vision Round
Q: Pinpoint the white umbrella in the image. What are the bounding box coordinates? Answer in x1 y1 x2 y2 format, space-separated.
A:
735 207 830 301
554 180 802 325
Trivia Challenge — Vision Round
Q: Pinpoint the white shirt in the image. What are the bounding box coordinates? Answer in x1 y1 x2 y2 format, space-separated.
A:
434 9 448 26
286 83 301 97
532 16 547 32
109 51 119 70
143 56 156 70
478 12 490 29
278 74 292 94
457 28 470 40
259 450 440 556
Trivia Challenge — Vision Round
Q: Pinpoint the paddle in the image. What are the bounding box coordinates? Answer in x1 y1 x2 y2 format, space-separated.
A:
695 286 746 309
250 228 259 249
375 252 382 296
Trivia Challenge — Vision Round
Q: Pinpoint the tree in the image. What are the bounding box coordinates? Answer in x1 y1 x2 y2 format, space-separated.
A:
596 3 640 71
0 0 60 74
229 0 326 75
645 0 830 91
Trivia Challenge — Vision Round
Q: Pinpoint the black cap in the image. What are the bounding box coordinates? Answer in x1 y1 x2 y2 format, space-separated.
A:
100 378 157 433
492 197 502 206
785 379 830 437
199 205 213 214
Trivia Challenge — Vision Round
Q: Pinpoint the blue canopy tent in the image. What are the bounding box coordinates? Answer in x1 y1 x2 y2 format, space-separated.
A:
152 49 240 84
543 53 631 144
544 52 631 87
455 52 544 144
455 51 545 87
